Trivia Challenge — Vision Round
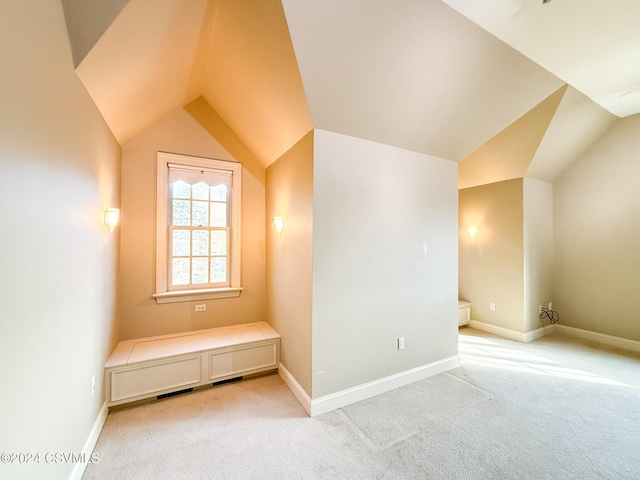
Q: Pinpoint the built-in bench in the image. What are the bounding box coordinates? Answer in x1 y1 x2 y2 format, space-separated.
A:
458 301 471 326
104 322 280 407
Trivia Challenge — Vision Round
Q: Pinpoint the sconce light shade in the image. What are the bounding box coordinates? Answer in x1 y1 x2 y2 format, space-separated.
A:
273 216 286 234
467 226 478 238
104 208 120 232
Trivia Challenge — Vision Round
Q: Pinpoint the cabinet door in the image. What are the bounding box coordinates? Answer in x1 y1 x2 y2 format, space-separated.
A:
110 356 201 404
209 342 278 381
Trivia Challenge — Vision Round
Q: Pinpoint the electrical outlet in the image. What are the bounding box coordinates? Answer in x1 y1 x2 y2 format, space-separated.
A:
398 337 405 350
548 302 553 310
90 376 96 396
195 304 206 312
489 303 496 311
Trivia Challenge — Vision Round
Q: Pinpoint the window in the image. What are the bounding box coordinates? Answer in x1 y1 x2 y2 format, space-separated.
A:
153 152 242 303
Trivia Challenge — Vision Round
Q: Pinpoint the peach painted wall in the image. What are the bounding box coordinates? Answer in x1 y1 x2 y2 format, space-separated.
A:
459 179 525 332
265 130 314 395
554 114 640 341
458 86 566 189
118 108 265 340
523 178 554 331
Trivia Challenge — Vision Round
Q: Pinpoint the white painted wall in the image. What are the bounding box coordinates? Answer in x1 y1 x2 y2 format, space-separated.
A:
554 114 640 341
311 130 458 398
523 178 554 331
0 2 120 479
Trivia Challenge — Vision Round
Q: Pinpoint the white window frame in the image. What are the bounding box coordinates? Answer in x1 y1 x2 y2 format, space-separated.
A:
153 152 242 304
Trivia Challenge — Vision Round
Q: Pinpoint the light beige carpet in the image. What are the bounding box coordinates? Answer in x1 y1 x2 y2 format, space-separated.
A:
83 328 640 479
339 373 490 450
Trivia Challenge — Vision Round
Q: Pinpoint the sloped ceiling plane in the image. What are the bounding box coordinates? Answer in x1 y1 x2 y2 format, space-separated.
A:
61 0 639 186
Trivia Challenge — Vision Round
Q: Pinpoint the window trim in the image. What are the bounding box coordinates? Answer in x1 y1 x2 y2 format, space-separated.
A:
153 152 242 303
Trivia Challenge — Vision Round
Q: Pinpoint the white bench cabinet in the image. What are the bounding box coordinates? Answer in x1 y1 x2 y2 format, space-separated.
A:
105 322 280 407
458 301 471 326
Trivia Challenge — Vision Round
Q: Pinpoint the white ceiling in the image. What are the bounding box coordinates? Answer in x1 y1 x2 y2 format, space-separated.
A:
73 0 312 167
441 0 640 118
527 86 617 182
75 0 209 147
282 0 564 162
65 0 636 179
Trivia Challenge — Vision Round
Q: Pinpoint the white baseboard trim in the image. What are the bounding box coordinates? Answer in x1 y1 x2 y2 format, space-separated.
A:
468 320 554 343
280 356 461 417
466 320 640 353
526 324 556 342
68 401 108 480
278 363 312 416
311 355 460 417
554 324 640 353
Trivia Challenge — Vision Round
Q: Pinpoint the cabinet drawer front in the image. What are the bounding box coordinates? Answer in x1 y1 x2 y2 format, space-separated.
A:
209 342 277 380
111 356 201 402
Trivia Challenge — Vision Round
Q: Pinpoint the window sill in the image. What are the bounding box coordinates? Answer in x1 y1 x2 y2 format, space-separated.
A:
153 287 243 304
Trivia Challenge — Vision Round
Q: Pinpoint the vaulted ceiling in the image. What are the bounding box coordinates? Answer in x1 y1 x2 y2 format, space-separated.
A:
67 0 312 167
61 0 640 183
442 0 640 118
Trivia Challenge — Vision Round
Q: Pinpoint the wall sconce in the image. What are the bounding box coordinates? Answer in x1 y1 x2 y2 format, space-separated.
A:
273 216 286 234
467 226 478 239
104 208 120 232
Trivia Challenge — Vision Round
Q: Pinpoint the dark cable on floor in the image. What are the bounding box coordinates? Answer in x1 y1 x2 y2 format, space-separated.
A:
540 307 559 325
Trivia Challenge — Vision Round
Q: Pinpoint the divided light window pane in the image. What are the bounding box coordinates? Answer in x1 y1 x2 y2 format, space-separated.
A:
210 231 226 256
172 200 190 225
172 258 190 285
211 257 226 283
192 202 209 226
192 258 209 284
210 203 227 227
172 230 190 256
192 230 209 256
